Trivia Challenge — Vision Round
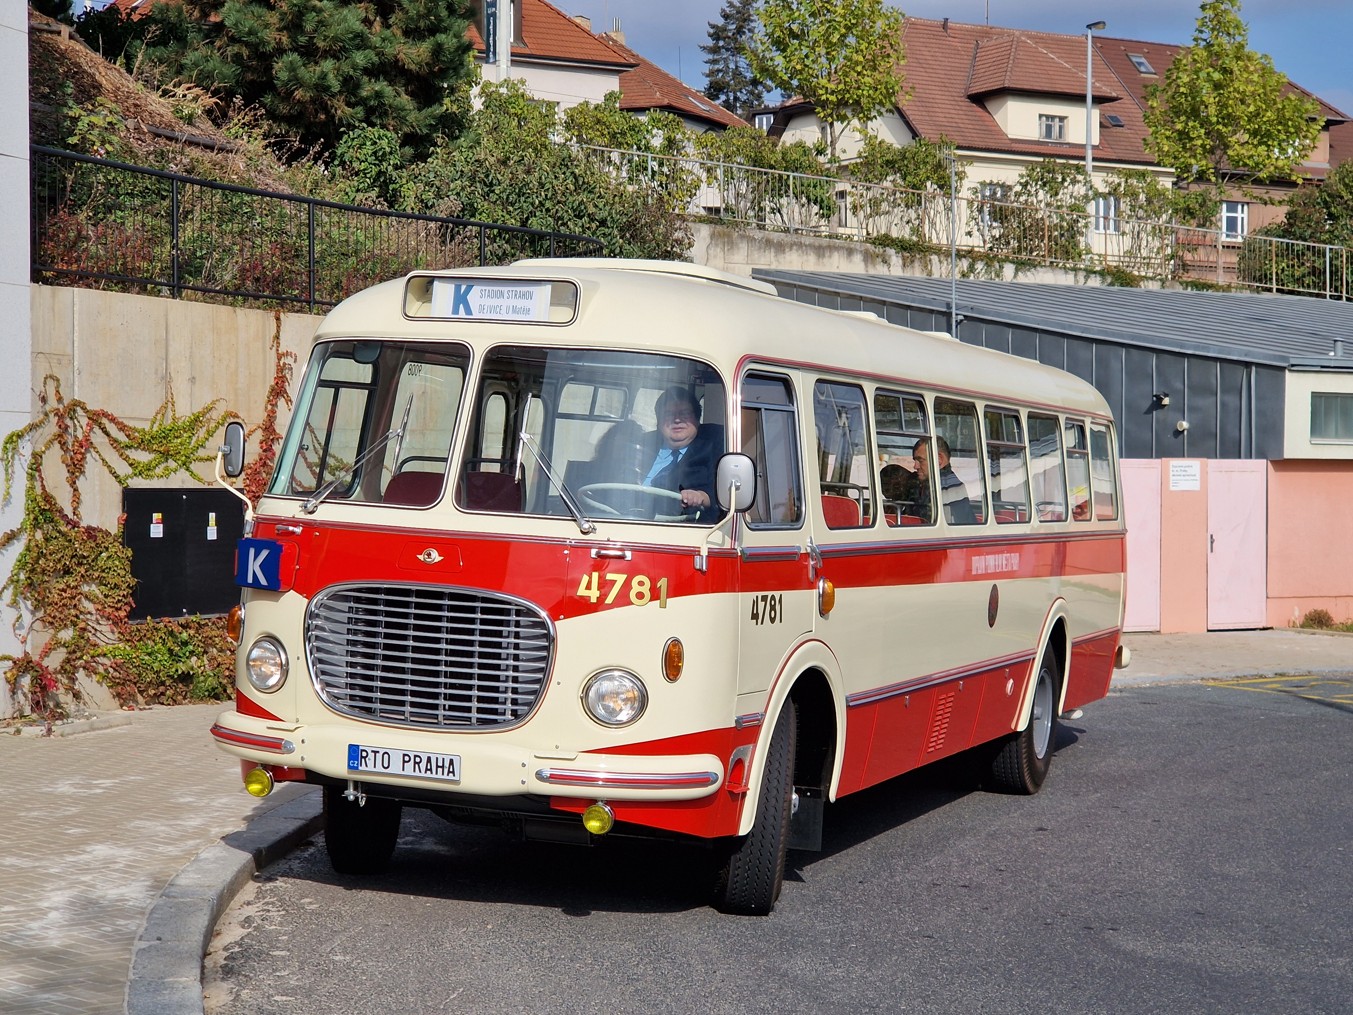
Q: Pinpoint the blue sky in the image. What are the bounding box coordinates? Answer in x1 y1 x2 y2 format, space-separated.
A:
563 0 1353 117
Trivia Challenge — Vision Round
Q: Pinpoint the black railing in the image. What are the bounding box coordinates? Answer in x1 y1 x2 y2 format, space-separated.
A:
30 146 606 311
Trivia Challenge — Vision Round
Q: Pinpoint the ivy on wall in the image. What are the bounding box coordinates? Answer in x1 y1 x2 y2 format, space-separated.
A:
1 312 295 722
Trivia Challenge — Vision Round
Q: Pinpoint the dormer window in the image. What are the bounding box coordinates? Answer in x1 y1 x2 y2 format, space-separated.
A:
1038 114 1067 142
754 113 773 132
1128 53 1156 74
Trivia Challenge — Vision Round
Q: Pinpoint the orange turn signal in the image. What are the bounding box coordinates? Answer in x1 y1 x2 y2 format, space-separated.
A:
662 638 684 682
817 578 836 617
226 604 244 646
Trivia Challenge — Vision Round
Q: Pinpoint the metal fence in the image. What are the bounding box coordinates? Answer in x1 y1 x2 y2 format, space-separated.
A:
29 146 605 311
576 144 1351 300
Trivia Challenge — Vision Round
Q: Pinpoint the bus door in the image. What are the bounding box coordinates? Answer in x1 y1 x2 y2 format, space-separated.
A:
736 373 815 702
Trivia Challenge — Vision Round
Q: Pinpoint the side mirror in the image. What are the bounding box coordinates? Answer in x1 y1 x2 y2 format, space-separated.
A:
221 420 246 478
715 453 756 513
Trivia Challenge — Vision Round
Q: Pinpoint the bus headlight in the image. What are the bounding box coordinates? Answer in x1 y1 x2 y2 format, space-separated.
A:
582 669 647 727
245 637 288 692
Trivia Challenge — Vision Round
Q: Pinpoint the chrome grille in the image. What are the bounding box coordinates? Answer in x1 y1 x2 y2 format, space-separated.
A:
306 584 553 729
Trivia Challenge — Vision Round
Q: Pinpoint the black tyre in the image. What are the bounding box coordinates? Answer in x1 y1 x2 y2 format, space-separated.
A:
714 698 797 915
990 652 1059 795
323 785 403 875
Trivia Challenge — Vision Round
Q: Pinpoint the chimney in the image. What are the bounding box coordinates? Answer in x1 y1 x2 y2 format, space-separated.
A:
942 17 949 33
607 17 625 46
1336 338 1346 358
573 14 591 32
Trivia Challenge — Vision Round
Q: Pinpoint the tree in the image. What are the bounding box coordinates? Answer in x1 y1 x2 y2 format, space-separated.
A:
747 0 906 162
1237 160 1353 295
1143 0 1321 212
142 0 475 156
701 0 767 122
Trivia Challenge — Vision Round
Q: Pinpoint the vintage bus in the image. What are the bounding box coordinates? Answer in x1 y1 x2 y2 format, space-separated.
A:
212 259 1128 915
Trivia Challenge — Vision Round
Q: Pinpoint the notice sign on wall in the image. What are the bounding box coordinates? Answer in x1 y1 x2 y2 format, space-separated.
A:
1169 460 1201 491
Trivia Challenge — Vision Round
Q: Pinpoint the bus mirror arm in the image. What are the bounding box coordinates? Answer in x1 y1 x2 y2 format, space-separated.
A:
213 420 254 525
696 471 746 573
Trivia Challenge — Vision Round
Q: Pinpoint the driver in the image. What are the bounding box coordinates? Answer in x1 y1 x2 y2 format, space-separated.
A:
642 386 721 522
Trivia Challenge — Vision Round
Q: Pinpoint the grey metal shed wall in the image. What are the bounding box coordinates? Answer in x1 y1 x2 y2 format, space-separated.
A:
766 280 1286 461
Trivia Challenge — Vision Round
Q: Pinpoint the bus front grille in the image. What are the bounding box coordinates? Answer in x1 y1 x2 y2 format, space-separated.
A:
305 584 553 729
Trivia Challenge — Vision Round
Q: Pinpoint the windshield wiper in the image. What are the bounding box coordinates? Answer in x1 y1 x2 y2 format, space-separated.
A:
301 394 414 514
518 429 596 535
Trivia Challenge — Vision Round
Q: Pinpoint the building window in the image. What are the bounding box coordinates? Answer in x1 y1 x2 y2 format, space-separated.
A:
1038 114 1067 142
754 113 773 132
1128 53 1156 74
1311 393 1353 441
1094 195 1121 234
978 182 1011 228
1221 201 1248 241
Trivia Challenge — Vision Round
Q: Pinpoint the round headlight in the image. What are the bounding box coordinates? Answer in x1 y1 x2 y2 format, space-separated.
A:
245 637 288 692
582 669 647 727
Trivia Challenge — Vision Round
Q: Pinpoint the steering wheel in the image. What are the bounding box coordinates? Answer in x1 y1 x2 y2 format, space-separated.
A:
578 482 687 520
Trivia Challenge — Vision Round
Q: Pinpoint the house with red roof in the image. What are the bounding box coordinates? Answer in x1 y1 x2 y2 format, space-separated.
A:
464 0 743 130
764 17 1347 255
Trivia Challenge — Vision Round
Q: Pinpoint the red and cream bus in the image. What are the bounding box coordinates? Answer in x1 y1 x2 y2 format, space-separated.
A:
212 259 1128 915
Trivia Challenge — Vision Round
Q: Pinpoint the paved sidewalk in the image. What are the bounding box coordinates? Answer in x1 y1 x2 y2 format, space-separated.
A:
1 628 1350 1015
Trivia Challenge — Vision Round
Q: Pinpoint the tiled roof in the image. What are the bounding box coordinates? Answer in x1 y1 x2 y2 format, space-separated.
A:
599 35 746 129
467 0 634 70
966 33 1121 102
1330 121 1353 170
899 18 1150 166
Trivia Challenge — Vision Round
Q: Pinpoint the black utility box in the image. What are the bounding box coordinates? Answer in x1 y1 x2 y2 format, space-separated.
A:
122 488 246 620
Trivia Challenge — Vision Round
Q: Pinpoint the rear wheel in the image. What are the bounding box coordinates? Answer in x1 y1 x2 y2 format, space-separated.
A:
714 699 797 915
990 652 1059 794
323 786 402 875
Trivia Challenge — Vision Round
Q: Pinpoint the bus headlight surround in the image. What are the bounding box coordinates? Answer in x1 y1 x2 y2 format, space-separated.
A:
582 669 647 727
245 637 288 692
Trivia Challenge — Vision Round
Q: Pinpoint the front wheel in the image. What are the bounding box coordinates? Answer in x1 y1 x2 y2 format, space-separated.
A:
989 652 1059 794
714 699 797 915
323 786 402 875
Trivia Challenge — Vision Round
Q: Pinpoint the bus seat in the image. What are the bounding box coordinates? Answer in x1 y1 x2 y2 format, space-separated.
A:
896 514 925 526
459 471 523 512
821 493 861 528
383 471 444 506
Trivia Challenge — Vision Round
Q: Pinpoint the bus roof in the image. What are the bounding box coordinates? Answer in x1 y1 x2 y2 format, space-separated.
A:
315 260 1113 420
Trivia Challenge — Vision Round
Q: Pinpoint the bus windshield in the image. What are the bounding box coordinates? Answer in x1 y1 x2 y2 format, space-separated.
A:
268 340 470 506
460 345 727 525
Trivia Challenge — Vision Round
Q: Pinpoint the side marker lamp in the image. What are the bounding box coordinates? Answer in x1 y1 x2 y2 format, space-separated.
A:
226 604 244 646
818 577 836 617
662 638 684 682
582 801 615 835
243 766 275 798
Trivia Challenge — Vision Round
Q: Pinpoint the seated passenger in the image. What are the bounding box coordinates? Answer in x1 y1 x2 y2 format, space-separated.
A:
881 463 919 511
912 435 977 525
642 386 722 522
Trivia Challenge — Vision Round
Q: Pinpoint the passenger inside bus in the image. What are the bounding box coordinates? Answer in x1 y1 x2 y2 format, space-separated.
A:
911 435 977 524
880 463 920 524
641 386 722 522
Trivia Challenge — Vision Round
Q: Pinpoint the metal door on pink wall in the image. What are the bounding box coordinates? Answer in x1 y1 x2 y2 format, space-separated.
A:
1121 460 1161 632
1207 461 1268 630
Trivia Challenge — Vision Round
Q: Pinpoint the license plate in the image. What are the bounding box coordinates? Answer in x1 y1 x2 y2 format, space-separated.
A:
347 744 461 782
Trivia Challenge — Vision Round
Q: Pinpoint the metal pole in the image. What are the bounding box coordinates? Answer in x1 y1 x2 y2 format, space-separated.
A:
946 154 958 338
1085 21 1105 257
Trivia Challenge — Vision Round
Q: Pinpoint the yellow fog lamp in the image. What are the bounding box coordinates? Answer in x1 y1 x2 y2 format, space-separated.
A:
582 801 615 836
662 638 684 682
243 766 274 798
817 577 836 617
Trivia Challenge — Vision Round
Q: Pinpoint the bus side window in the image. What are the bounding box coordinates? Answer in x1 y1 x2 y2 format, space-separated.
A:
985 407 1030 524
1090 422 1119 520
741 373 803 527
813 380 875 529
1028 413 1068 521
933 398 987 525
874 390 932 527
1065 420 1091 521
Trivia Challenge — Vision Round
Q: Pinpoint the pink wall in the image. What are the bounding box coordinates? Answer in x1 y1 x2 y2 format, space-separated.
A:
1266 461 1353 626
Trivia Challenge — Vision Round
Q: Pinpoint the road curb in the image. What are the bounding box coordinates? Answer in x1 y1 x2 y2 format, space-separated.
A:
126 788 324 1015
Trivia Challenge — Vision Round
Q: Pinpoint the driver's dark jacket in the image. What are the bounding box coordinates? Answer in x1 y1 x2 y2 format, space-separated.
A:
642 425 723 522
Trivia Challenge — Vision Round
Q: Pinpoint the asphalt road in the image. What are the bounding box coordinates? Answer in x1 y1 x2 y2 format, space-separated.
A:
204 678 1353 1015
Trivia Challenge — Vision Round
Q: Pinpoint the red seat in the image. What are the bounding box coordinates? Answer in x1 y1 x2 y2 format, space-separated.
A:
383 471 443 506
458 471 523 512
821 493 861 528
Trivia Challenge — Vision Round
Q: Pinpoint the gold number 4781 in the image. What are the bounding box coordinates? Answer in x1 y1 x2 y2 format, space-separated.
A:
576 572 668 608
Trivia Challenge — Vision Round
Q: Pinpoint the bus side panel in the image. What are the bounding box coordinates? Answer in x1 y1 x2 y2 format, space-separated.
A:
1064 629 1120 710
836 706 878 796
855 686 937 792
970 656 1036 746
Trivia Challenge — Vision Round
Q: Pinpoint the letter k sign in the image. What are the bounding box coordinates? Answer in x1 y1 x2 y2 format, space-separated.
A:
236 537 285 590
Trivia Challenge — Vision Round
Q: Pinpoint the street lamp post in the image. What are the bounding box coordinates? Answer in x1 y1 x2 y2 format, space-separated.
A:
1085 20 1105 251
